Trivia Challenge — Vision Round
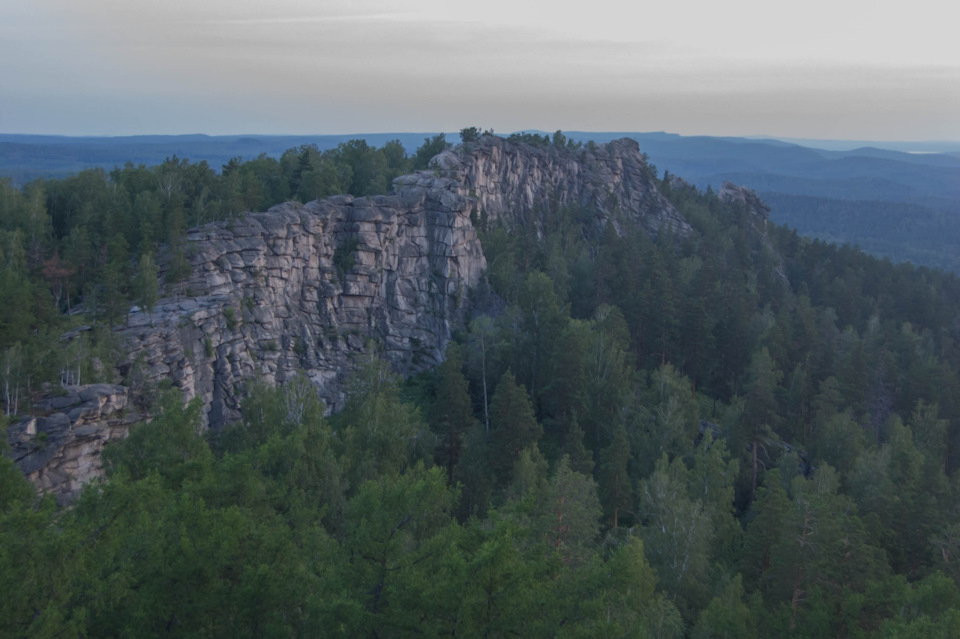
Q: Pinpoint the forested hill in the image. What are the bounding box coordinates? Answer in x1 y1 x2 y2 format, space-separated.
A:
4 131 960 636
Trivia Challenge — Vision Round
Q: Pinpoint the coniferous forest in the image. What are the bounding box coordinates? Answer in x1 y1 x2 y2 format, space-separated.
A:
4 132 960 636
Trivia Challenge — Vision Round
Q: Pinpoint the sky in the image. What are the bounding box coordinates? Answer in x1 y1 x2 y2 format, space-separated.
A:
2 0 958 141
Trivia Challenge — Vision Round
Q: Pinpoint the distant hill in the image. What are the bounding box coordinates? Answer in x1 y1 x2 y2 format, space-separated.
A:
2 130 959 272
759 193 960 273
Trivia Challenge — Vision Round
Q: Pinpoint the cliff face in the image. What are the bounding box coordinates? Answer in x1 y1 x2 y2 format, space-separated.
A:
119 188 485 426
719 181 771 223
399 136 690 237
8 136 691 502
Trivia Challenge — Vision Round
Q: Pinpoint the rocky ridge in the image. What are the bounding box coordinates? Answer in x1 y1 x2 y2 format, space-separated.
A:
8 136 695 501
401 136 691 237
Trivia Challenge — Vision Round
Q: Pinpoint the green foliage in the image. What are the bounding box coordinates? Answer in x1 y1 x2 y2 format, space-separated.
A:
102 390 211 488
535 455 601 566
638 454 714 615
459 126 482 144
333 356 433 492
337 464 456 634
413 133 450 170
7 133 960 637
223 306 238 331
487 369 543 489
599 422 633 528
0 453 35 510
507 131 552 147
429 343 478 482
633 363 700 476
691 574 757 639
133 251 159 316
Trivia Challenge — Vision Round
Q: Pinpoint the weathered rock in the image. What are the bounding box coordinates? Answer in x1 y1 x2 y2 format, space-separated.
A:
719 181 771 223
7 384 130 505
114 191 485 428
396 136 691 239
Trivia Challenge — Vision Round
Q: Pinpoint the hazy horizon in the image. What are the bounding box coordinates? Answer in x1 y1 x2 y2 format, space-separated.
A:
3 1 958 141
4 131 960 156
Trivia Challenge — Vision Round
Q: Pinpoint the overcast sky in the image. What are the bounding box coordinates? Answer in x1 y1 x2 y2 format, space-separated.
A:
2 0 958 140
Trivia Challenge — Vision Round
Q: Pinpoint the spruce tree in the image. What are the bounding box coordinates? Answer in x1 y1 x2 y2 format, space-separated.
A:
488 370 542 489
430 343 478 483
599 423 633 528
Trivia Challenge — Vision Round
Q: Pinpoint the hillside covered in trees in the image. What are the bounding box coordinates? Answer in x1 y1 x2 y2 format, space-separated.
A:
4 131 960 637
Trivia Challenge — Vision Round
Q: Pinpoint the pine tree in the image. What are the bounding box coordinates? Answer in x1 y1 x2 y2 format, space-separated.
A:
466 315 498 432
562 413 595 475
488 370 543 489
599 423 633 528
134 252 159 320
430 343 478 483
537 455 601 566
741 347 783 505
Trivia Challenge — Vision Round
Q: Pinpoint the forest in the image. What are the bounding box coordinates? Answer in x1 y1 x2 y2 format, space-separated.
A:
4 131 960 637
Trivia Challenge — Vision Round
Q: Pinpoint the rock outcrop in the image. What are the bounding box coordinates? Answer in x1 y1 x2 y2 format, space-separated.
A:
6 384 133 505
719 181 771 223
8 135 692 502
398 136 690 238
119 188 486 427
718 181 787 283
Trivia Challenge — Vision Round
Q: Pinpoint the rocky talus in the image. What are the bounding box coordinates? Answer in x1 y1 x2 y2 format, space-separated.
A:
8 136 694 502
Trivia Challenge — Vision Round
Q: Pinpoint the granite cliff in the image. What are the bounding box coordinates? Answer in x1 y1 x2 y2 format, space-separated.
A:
8 135 692 503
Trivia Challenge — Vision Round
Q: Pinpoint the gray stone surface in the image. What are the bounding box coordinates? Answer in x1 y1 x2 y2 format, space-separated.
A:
7 384 131 505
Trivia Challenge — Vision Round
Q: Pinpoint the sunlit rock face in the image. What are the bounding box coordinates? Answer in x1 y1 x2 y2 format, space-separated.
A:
8 136 696 501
